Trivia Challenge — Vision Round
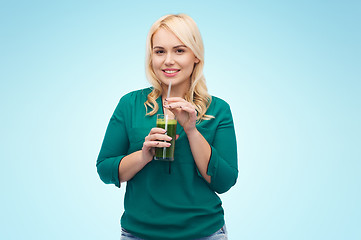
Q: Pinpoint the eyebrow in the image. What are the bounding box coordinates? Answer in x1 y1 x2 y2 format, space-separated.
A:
153 45 187 49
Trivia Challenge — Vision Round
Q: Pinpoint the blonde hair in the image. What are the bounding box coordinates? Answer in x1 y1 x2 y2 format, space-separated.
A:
144 14 213 121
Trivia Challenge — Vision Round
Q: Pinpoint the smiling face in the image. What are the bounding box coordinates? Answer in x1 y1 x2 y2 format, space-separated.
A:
151 27 199 94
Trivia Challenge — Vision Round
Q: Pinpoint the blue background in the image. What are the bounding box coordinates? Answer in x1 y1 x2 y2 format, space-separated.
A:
1 0 360 239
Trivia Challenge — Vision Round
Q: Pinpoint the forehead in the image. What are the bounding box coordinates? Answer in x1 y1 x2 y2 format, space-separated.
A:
152 28 184 47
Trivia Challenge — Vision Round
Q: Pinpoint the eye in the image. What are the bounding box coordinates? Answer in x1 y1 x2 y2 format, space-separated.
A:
154 50 165 55
176 48 185 54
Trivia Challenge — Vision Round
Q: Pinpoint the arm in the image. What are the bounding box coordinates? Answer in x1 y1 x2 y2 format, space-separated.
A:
164 97 211 182
97 94 171 186
96 96 130 187
117 127 171 183
164 97 238 193
186 105 238 193
205 103 238 194
186 129 212 183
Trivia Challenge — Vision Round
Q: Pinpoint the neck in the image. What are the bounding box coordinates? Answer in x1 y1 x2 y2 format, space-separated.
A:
161 81 190 99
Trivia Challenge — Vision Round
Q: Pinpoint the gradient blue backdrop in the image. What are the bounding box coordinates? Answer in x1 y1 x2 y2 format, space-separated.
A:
1 0 360 239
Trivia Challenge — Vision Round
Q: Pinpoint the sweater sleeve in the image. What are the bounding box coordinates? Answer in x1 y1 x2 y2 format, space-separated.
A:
205 102 238 194
96 94 131 188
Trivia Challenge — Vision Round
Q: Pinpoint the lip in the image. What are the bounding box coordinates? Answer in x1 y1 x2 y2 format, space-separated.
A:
162 68 180 77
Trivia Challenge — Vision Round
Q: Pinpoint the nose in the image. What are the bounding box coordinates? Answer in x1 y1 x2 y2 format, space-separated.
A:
164 52 175 66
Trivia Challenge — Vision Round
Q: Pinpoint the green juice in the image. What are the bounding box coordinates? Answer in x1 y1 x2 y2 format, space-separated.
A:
154 119 177 161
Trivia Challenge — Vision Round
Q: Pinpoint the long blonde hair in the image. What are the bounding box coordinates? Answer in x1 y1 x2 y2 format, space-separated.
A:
144 14 213 121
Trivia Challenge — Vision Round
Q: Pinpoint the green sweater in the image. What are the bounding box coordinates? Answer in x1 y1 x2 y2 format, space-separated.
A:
97 88 238 240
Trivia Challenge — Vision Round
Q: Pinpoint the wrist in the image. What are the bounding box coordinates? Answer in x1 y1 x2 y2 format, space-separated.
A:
140 149 153 164
185 127 199 138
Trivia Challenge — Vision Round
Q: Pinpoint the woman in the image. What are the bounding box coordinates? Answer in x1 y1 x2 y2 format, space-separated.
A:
97 14 238 240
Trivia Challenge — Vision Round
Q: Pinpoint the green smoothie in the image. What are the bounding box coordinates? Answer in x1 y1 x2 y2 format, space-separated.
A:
154 118 177 161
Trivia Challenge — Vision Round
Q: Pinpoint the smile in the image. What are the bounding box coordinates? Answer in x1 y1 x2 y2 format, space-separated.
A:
162 69 180 77
162 69 180 73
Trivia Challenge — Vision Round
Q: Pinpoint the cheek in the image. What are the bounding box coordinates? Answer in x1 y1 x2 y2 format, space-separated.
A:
151 57 162 70
183 55 197 66
181 57 197 71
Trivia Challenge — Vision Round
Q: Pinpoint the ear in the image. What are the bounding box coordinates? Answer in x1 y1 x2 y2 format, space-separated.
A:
194 57 200 64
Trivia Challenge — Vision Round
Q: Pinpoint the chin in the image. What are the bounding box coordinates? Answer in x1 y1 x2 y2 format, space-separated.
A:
161 78 177 85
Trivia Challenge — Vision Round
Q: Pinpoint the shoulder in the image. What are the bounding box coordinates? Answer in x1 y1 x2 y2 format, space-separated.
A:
198 96 234 129
114 87 152 114
120 87 152 102
209 96 231 112
205 96 234 121
119 88 152 104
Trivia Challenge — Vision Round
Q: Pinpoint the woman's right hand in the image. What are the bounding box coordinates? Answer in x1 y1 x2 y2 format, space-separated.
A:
142 127 172 163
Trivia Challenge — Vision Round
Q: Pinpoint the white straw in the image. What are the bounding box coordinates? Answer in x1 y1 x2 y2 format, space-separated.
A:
163 80 172 159
167 80 172 100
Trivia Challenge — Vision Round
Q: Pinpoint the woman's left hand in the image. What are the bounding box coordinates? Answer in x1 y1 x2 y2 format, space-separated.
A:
164 97 197 134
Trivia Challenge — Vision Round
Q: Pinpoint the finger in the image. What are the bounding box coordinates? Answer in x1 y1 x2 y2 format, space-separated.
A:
165 104 197 118
143 141 171 149
164 102 188 110
179 106 197 115
149 127 167 135
164 97 187 103
164 98 191 109
146 133 173 142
